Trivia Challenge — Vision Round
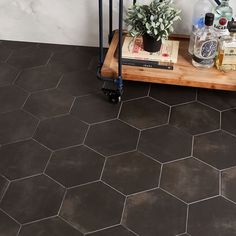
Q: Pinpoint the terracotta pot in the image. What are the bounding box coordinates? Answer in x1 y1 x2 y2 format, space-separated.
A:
142 33 162 52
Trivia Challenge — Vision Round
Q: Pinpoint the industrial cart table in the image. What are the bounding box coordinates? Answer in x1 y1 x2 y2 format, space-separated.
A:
97 0 236 103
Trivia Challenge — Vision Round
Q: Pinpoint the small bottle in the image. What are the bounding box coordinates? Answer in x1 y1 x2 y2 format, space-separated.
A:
192 13 218 68
188 0 213 54
213 0 233 37
216 21 236 71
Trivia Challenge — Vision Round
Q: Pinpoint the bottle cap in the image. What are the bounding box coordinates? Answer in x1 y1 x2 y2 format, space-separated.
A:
228 21 236 32
205 13 214 26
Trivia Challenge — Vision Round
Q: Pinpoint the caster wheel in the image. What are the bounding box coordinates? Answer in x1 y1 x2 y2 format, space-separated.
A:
109 94 121 104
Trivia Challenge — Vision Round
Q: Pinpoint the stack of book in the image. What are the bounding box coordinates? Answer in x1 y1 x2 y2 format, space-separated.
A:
122 36 180 70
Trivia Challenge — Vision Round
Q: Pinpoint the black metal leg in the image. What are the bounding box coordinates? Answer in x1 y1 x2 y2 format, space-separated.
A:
98 0 104 66
108 0 113 43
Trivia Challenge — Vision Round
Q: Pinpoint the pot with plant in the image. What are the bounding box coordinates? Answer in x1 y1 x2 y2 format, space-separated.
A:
125 0 181 52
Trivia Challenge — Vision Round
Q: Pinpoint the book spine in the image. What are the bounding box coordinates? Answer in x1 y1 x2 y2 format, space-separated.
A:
122 59 174 70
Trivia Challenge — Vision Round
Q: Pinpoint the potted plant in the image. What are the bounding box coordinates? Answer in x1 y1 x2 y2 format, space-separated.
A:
125 0 181 52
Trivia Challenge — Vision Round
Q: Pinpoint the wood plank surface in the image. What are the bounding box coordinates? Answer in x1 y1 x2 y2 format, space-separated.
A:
101 31 236 91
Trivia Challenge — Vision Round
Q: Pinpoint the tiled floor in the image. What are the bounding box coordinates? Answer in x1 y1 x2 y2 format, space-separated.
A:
0 40 236 236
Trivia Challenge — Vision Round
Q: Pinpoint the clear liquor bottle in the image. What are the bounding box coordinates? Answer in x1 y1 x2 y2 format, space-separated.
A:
188 0 213 54
213 0 233 37
192 13 218 68
216 21 236 71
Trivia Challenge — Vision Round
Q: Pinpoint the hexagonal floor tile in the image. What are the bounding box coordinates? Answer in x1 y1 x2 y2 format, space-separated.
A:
160 158 219 203
85 120 139 156
0 45 12 62
0 210 20 236
19 217 83 236
198 89 236 111
24 89 74 119
122 189 187 236
34 115 88 150
87 225 136 236
222 167 236 203
15 65 62 92
193 130 236 170
0 175 65 224
7 46 51 69
102 151 161 195
1 40 36 50
0 139 51 180
0 110 38 145
150 84 196 106
138 125 192 163
170 102 220 135
222 109 236 136
58 70 102 97
188 197 236 236
119 97 169 129
0 175 8 200
49 48 94 73
45 145 105 187
0 63 19 87
60 181 125 233
71 93 121 124
0 85 28 113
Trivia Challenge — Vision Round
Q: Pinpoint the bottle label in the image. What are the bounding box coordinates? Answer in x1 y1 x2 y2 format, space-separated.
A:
214 17 230 35
200 40 218 58
222 47 236 64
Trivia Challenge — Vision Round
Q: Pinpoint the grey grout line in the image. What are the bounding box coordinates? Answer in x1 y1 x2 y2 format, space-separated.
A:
67 180 100 191
147 83 151 97
192 156 220 172
135 130 141 150
99 157 107 180
101 180 126 197
31 137 53 152
139 122 169 132
137 151 162 165
43 173 66 189
197 100 221 113
219 171 222 196
12 70 23 85
126 187 159 198
68 96 77 113
222 129 236 138
171 100 196 108
4 50 14 63
55 74 64 89
87 118 117 126
16 225 22 236
159 187 188 205
57 189 67 215
221 195 236 205
106 149 137 159
84 224 121 235
83 144 107 158
122 225 140 236
185 204 190 235
120 197 127 224
46 52 54 65
193 128 221 137
82 125 91 145
117 118 141 131
58 215 84 234
121 95 149 103
162 156 192 165
195 88 199 101
220 165 236 172
221 106 236 113
148 96 171 108
158 164 163 188
43 152 54 173
11 173 42 183
191 136 194 156
0 137 32 148
0 178 10 203
189 195 219 205
219 111 222 129
0 208 21 225
117 101 123 119
167 106 171 124
22 215 57 226
21 108 40 122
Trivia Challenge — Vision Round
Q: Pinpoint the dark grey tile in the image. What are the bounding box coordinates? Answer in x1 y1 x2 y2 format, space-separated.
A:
7 46 51 69
0 175 8 200
34 115 88 150
122 189 187 236
102 151 161 194
85 120 139 156
0 63 19 87
222 109 236 136
19 217 83 236
0 46 12 62
160 158 219 203
0 175 65 224
60 182 125 233
119 97 169 129
0 85 28 113
193 130 236 170
138 125 192 163
170 102 220 135
188 197 236 236
15 65 62 92
150 84 196 106
38 43 77 53
24 89 74 119
198 89 236 111
222 167 236 203
58 70 101 97
87 225 135 236
0 210 20 236
49 48 95 73
71 93 121 124
0 139 51 180
1 40 37 50
46 145 104 187
0 110 38 145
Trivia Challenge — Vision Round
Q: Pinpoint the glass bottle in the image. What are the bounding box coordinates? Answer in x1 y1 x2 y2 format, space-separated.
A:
188 0 213 54
213 0 233 37
216 21 236 71
192 13 218 68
